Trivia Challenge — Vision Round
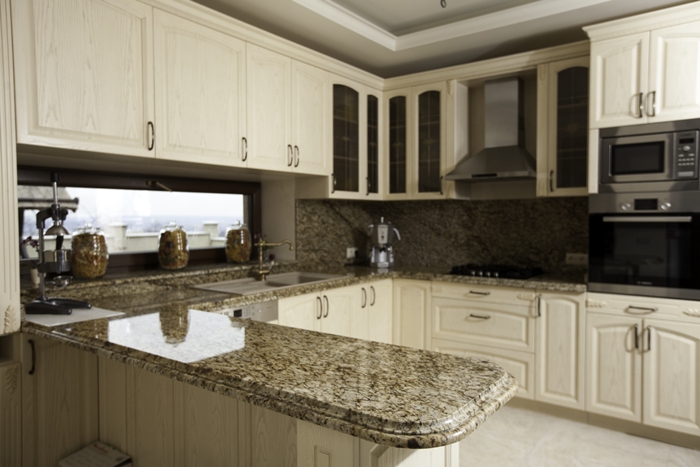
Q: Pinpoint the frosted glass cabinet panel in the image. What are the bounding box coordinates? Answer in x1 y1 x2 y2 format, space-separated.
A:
388 95 407 195
333 84 360 193
417 90 442 193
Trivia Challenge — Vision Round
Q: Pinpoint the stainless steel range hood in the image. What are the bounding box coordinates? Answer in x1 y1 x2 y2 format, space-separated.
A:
445 78 536 182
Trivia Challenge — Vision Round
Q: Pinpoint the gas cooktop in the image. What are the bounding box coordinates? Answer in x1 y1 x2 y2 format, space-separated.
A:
449 264 543 280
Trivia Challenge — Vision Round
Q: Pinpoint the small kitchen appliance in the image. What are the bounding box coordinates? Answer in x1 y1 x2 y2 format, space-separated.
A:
25 173 91 315
368 217 401 268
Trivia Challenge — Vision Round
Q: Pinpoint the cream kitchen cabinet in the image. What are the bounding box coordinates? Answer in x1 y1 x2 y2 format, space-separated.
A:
586 292 700 436
0 0 19 336
297 420 354 467
535 291 586 410
536 56 589 197
430 282 536 399
384 83 448 200
20 334 99 467
278 285 356 337
12 0 155 157
154 10 247 166
587 20 700 128
393 279 431 350
354 279 393 344
246 44 330 175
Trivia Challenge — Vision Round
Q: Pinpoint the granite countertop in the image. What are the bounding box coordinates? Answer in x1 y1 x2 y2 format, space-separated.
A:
23 305 517 448
19 262 584 447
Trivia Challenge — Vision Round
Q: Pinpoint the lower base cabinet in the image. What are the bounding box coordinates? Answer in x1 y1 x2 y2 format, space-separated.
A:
393 279 431 350
586 293 700 437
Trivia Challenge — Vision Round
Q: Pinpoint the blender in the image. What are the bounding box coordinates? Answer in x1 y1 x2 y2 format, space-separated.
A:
367 217 401 268
25 173 91 315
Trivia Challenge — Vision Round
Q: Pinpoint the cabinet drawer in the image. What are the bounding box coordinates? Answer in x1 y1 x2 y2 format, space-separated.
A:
432 297 535 352
587 292 700 322
432 338 534 400
431 281 536 307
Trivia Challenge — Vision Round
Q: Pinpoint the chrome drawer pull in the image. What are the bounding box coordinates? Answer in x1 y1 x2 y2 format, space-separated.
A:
469 314 491 320
626 306 658 314
469 290 490 296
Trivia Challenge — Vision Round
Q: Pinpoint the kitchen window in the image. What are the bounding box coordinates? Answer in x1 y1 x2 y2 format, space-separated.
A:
18 167 261 274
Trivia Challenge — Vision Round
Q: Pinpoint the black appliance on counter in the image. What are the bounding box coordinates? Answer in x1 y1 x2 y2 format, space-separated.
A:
450 264 543 279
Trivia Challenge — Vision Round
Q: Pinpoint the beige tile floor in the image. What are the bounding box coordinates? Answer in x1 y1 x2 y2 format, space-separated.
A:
460 405 700 466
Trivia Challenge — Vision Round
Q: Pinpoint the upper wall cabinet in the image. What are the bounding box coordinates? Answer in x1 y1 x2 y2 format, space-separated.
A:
246 44 330 175
536 57 589 197
12 0 155 157
154 10 247 166
327 75 383 200
385 83 447 200
588 21 700 128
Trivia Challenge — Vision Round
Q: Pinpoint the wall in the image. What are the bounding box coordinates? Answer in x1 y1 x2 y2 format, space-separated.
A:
296 197 588 274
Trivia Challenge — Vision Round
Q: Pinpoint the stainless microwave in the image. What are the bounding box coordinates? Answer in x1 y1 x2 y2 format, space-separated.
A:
599 118 700 193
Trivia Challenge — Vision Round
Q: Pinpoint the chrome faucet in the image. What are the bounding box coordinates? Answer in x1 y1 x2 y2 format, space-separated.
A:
254 239 293 281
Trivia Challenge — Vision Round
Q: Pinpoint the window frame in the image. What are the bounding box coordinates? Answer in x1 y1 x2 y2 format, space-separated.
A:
18 166 262 275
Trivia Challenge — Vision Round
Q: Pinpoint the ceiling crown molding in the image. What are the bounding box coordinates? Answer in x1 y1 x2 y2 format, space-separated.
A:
294 0 611 51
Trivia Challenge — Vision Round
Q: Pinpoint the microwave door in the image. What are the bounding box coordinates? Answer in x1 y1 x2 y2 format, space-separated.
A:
601 133 674 184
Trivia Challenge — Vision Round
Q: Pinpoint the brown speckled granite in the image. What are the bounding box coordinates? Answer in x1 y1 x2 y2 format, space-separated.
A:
23 309 517 448
295 198 588 275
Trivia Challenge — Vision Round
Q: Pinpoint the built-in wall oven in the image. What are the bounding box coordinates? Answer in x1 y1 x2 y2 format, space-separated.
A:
589 191 700 300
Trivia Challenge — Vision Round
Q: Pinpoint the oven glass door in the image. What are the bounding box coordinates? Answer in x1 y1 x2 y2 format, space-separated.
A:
589 214 700 297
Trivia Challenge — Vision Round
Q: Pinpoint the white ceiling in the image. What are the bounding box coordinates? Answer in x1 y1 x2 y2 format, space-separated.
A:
192 0 694 77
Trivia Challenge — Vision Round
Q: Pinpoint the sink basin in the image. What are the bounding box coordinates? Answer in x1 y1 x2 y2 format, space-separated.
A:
192 272 347 296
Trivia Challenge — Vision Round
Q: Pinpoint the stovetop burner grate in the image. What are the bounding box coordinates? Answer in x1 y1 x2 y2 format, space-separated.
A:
449 264 543 279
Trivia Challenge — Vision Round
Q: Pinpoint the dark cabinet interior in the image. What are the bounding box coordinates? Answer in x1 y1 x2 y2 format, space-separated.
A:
389 96 407 194
555 66 588 189
333 84 359 192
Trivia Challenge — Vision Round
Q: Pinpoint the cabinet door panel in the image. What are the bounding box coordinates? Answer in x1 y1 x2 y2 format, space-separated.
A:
412 82 447 200
12 0 154 156
368 280 393 344
586 314 642 422
536 293 585 409
323 287 355 337
649 21 700 123
393 280 430 350
433 338 535 400
643 319 700 436
292 61 329 175
298 420 353 467
590 33 649 128
247 44 291 171
278 294 321 332
154 10 246 165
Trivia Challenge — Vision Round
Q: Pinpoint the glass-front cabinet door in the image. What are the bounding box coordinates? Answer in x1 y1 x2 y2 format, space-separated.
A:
385 90 409 199
330 76 383 199
537 56 589 197
413 82 447 199
332 83 359 193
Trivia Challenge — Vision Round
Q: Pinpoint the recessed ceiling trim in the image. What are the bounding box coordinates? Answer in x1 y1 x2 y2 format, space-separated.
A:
294 0 611 51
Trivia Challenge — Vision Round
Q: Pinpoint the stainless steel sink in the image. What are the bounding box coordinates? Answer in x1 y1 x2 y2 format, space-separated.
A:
192 272 347 296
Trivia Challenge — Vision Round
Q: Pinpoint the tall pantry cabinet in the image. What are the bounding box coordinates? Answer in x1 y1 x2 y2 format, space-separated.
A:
0 0 20 335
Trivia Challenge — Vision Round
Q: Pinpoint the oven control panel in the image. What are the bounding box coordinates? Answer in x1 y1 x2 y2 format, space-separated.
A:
674 131 698 178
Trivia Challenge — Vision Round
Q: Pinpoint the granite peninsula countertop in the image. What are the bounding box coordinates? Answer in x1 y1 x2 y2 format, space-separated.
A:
19 262 583 447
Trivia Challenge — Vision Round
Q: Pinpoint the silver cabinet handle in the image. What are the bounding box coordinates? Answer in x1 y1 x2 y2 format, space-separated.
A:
361 288 367 308
469 314 491 320
331 174 336 194
316 296 322 320
323 296 329 318
28 339 36 375
147 121 155 150
549 170 554 193
633 324 639 350
604 216 691 223
294 145 300 167
646 91 656 117
439 176 444 195
646 326 652 351
370 286 376 306
366 177 370 196
287 145 293 166
242 137 248 161
626 306 658 314
637 92 644 118
536 294 542 318
469 290 490 296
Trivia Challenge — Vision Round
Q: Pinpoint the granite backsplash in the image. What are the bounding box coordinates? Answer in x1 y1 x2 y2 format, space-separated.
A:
296 197 588 274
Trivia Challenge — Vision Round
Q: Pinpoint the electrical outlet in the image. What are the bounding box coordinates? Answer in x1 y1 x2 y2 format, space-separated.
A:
565 253 588 266
346 247 358 259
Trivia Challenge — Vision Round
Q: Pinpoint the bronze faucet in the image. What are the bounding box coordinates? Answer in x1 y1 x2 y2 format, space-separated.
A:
254 239 293 281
